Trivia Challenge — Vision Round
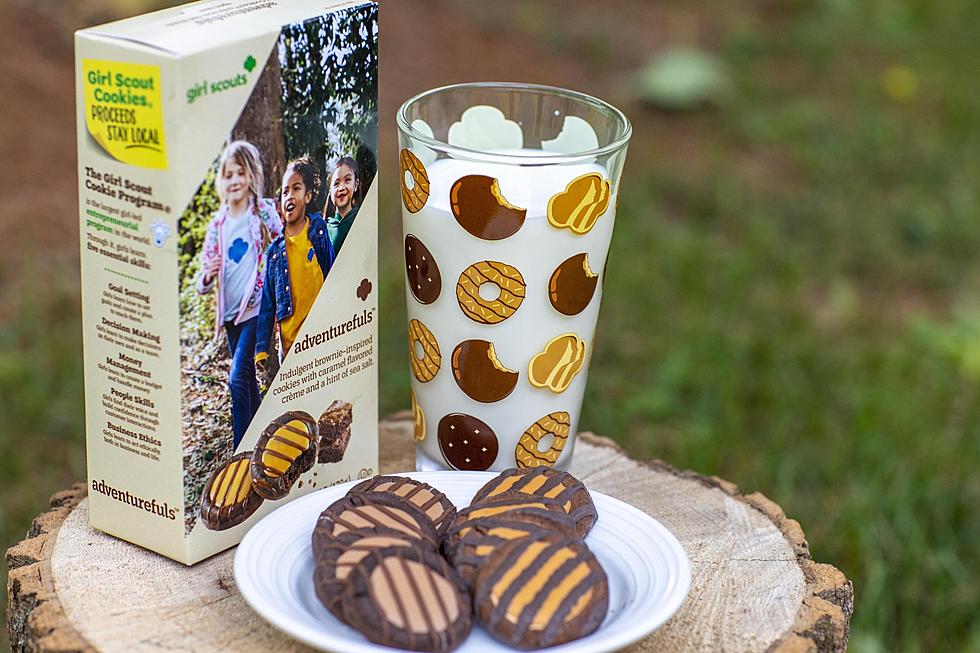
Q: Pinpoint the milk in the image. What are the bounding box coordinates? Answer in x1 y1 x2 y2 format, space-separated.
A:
403 153 617 471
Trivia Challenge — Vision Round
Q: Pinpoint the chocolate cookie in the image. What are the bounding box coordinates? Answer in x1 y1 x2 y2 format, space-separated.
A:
472 467 598 538
342 545 473 652
438 413 499 471
249 411 318 500
473 533 608 649
549 253 598 316
405 234 441 305
451 339 518 403
348 475 457 537
318 400 352 463
445 510 578 588
312 492 439 558
450 175 526 240
200 451 264 531
313 528 418 623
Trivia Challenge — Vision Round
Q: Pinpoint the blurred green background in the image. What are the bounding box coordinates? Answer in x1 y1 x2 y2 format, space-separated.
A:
2 0 979 650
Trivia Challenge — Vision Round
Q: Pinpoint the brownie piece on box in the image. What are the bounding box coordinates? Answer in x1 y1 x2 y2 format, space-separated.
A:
318 400 352 463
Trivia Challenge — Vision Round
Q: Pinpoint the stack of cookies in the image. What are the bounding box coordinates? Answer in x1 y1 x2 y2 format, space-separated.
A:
311 467 608 651
200 404 352 531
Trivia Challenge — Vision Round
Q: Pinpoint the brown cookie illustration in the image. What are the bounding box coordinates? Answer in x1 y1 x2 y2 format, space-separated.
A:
438 413 498 471
450 175 526 240
408 318 441 383
400 148 430 213
318 400 352 463
472 467 598 538
311 492 439 558
473 534 608 649
200 451 264 531
456 260 525 324
451 339 519 403
314 528 417 623
342 545 473 652
249 411 318 500
405 234 441 305
549 253 598 316
529 333 587 393
411 389 426 442
515 411 571 469
349 475 457 537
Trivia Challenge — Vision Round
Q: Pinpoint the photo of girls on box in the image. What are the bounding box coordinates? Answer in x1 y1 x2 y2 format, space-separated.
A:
177 3 378 532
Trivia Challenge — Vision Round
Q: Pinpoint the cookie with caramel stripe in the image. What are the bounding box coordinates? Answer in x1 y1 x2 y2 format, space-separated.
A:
312 492 439 558
249 411 318 500
342 545 473 652
349 475 457 537
471 467 598 537
199 451 264 531
314 528 418 623
445 512 578 589
473 534 608 649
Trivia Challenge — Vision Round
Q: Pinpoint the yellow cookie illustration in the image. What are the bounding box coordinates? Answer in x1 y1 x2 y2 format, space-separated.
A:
408 319 441 383
528 334 587 393
547 173 611 235
515 412 571 468
400 148 430 213
411 389 426 442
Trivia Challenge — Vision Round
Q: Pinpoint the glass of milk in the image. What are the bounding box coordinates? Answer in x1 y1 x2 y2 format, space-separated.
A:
397 83 631 473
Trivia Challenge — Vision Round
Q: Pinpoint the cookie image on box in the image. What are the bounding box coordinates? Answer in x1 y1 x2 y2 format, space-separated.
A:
318 400 352 463
456 260 526 325
409 319 441 383
405 234 441 305
547 172 612 235
341 545 473 653
451 339 519 403
249 411 318 501
400 148 430 213
472 467 598 537
313 528 417 623
199 451 265 531
450 175 526 240
473 533 609 649
549 253 598 316
515 411 571 469
529 334 587 393
312 492 439 558
438 413 499 471
348 475 457 537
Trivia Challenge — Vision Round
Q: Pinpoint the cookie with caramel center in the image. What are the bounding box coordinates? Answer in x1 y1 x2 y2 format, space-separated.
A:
200 451 264 531
472 467 598 537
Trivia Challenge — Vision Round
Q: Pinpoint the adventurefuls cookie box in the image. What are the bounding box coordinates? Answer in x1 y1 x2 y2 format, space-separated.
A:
76 0 379 564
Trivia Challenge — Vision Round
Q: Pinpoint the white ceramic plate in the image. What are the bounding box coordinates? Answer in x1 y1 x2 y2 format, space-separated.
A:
235 471 690 653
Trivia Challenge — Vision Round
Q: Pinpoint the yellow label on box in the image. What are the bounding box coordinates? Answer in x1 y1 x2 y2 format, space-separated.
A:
82 60 167 169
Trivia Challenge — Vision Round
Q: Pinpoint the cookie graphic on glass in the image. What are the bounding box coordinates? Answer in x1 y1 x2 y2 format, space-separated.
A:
397 83 631 472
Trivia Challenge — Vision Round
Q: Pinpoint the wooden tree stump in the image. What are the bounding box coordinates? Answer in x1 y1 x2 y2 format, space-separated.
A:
7 414 852 652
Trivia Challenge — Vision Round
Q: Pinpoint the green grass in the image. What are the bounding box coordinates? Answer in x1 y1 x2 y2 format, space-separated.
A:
4 0 980 651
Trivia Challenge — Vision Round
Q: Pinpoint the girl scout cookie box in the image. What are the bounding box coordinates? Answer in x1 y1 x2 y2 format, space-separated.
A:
76 0 379 564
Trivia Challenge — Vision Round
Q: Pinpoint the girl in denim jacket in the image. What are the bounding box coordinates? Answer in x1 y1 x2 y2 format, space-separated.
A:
195 141 283 448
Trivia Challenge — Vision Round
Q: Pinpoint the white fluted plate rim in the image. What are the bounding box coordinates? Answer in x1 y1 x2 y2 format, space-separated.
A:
235 470 690 653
